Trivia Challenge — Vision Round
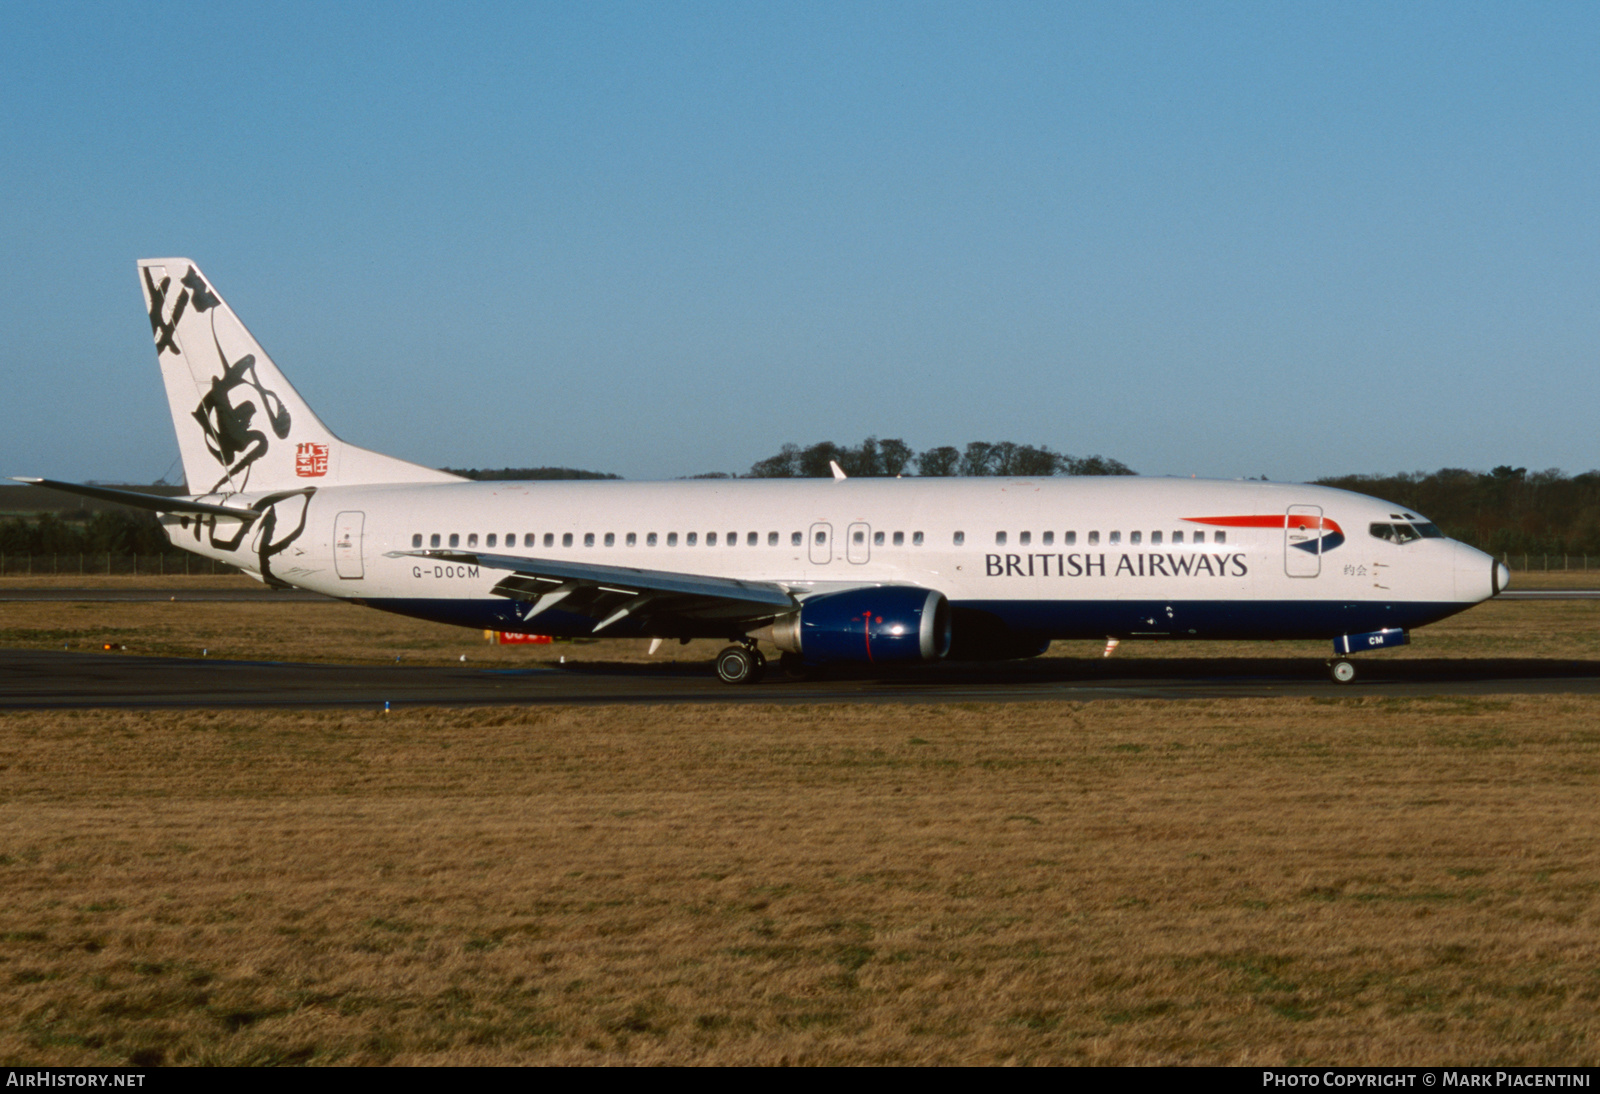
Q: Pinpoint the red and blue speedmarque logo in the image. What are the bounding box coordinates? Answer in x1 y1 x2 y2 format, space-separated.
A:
1185 514 1345 554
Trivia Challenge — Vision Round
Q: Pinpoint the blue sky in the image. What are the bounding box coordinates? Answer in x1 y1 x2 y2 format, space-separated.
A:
3 2 1596 484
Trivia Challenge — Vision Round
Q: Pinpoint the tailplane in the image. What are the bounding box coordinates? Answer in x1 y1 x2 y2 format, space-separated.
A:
138 259 462 494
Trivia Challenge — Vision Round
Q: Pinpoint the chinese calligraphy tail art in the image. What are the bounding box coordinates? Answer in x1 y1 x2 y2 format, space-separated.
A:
139 260 460 495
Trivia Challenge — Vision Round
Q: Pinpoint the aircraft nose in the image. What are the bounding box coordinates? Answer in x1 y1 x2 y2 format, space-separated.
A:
1453 542 1501 603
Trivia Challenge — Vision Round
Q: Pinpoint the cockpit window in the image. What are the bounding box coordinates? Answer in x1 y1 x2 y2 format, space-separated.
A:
1370 522 1426 545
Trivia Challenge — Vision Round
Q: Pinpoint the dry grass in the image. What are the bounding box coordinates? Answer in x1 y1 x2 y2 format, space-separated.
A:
2 697 1599 1065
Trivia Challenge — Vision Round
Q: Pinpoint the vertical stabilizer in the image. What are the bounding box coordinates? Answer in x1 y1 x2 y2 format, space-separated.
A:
138 259 462 494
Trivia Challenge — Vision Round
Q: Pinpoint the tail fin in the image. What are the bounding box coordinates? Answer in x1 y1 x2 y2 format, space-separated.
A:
138 259 462 494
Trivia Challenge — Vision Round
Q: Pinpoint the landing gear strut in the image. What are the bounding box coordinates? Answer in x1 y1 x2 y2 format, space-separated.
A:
1328 658 1357 684
715 642 766 685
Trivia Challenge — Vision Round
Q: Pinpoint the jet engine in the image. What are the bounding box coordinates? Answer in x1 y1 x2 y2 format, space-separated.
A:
756 586 951 664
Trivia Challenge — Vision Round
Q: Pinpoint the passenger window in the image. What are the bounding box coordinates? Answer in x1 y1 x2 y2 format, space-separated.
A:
584 533 595 547
912 531 923 546
626 533 636 547
667 533 678 546
995 531 1007 546
468 533 479 547
1019 531 1031 546
412 534 422 548
449 533 460 548
893 531 904 546
748 532 759 546
728 532 737 546
486 534 497 547
1150 531 1161 545
1213 531 1224 544
1129 531 1140 545
430 534 441 547
1064 531 1076 546
604 533 615 547
707 532 717 546
562 533 573 547
688 532 698 546
874 531 885 546
647 533 657 547
814 531 825 545
1088 531 1099 546
853 530 865 545
791 532 802 546
1042 531 1053 546
1172 531 1182 544
768 532 778 546
543 533 554 548
954 531 965 546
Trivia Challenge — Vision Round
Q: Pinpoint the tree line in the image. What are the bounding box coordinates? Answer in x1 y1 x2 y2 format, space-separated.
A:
745 438 1135 479
1313 466 1600 556
0 509 170 556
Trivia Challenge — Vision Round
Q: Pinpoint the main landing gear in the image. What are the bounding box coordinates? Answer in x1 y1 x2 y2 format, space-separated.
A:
715 642 767 685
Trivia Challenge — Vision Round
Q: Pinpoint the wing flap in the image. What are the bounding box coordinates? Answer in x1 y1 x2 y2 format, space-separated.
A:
390 549 799 632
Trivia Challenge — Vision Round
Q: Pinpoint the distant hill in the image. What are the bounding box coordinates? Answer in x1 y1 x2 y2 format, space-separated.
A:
445 467 621 481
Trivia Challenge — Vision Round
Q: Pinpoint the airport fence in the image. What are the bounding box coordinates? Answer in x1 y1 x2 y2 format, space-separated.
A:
0 553 241 576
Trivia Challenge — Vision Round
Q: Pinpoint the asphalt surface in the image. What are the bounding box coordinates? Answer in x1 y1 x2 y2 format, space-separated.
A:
1496 589 1600 599
3 647 1599 710
3 584 1596 708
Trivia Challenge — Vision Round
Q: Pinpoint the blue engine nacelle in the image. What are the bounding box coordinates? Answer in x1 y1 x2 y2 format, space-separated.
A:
762 586 952 664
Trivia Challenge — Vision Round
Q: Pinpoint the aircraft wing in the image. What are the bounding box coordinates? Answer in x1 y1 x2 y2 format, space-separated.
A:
391 549 799 633
11 478 264 523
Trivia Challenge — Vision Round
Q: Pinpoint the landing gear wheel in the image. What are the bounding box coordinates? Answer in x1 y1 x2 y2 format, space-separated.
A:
1329 659 1357 684
716 645 765 685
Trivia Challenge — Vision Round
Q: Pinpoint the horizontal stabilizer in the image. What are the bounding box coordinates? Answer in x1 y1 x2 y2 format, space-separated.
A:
11 478 262 523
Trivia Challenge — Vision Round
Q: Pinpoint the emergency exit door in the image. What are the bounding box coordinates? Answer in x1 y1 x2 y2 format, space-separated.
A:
334 511 365 579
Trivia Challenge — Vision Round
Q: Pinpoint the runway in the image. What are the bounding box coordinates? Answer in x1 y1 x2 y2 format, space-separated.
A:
4 647 1599 709
1496 589 1600 599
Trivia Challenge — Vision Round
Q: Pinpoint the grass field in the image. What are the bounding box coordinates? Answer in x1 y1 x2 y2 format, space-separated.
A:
2 577 1598 1065
2 698 1599 1065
